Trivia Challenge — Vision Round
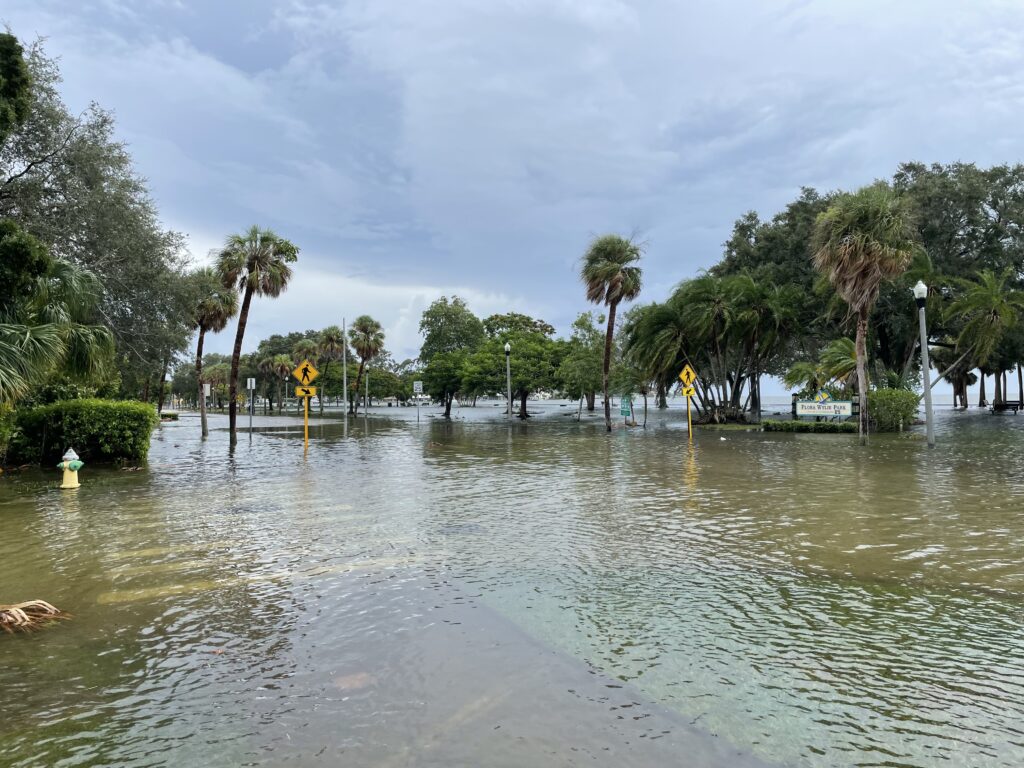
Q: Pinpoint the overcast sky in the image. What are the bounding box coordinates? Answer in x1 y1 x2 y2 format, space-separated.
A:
6 0 1024 397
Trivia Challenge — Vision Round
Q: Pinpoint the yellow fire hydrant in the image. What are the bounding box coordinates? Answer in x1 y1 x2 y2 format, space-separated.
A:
57 448 84 489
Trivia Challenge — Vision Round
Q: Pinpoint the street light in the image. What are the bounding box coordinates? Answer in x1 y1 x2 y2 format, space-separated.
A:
504 342 512 420
913 280 936 448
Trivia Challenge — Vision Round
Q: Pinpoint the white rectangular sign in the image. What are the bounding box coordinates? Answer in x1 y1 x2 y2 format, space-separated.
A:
796 400 852 417
413 380 423 394
247 377 255 390
204 383 212 397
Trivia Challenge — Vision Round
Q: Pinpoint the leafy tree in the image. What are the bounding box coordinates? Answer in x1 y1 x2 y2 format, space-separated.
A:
419 296 485 416
217 225 299 444
580 234 643 431
317 325 346 414
2 40 195 399
348 315 384 415
463 321 560 418
419 296 484 363
482 312 556 337
556 311 604 411
423 350 468 417
0 33 31 145
812 183 918 443
190 267 238 438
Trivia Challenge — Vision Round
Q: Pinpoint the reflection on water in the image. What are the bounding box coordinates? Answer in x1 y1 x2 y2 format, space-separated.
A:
1 406 1022 767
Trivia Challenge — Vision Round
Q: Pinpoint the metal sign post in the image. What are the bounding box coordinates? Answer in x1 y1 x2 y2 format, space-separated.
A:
292 360 320 456
247 377 255 434
413 380 423 424
678 364 698 440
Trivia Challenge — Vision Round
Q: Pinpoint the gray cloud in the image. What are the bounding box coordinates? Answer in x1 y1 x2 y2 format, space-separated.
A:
6 0 1024 373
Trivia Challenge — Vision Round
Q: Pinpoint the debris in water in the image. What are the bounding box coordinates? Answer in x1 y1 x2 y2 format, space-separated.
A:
0 600 68 634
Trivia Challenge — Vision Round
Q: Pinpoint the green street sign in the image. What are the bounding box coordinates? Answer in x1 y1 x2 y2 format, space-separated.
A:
619 396 632 416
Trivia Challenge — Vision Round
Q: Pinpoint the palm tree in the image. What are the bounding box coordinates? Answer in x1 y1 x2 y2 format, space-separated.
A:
947 269 1024 385
348 315 385 415
191 268 238 438
820 338 858 396
580 235 643 431
258 356 275 413
216 226 299 445
812 183 918 443
0 254 113 407
317 325 345 415
204 363 230 409
271 353 292 415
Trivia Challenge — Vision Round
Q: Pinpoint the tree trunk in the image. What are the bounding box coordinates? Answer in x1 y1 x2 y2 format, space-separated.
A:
602 301 618 432
444 391 453 418
352 360 366 415
1018 364 1023 407
157 354 170 415
979 372 987 407
642 391 648 427
855 307 869 445
586 391 596 411
196 328 208 438
519 390 528 419
228 286 255 445
995 371 1003 406
657 380 667 409
142 378 150 403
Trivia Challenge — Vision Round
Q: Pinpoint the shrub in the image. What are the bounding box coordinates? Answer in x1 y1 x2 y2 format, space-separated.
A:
762 420 856 433
8 399 159 465
867 388 920 432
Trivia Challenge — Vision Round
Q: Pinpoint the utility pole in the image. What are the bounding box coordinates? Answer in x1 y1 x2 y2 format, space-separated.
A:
342 317 348 415
913 281 936 448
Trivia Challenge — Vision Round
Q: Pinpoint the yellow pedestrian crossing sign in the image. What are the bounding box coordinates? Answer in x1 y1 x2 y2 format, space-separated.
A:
678 364 697 387
295 385 317 398
681 386 696 397
293 360 319 384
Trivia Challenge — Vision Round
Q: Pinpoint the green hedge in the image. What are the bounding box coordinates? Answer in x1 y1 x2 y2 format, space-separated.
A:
867 388 920 432
9 399 159 465
762 420 856 433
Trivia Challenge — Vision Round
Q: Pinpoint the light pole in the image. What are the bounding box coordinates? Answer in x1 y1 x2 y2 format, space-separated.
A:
913 280 936 448
504 342 512 420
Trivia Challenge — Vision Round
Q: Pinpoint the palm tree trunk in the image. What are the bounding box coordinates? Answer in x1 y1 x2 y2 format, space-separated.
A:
642 390 648 427
228 285 255 445
979 372 987 407
196 328 208 438
352 360 366 415
586 391 595 411
156 355 170 415
657 380 667 409
602 301 618 432
995 371 1003 406
855 307 869 445
1018 364 1023 407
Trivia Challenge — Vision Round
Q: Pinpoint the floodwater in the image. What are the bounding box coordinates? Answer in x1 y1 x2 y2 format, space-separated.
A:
1 403 1022 767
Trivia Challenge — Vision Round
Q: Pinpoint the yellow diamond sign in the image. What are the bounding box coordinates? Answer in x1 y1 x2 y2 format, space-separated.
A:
295 385 317 398
678 364 697 387
292 360 319 384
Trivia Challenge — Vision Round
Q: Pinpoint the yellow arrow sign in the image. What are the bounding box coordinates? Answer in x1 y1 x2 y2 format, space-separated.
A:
293 360 319 384
681 385 696 397
678 364 697 387
295 385 317 398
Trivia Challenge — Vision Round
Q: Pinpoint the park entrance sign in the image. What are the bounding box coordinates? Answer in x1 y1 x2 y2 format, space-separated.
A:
797 400 853 417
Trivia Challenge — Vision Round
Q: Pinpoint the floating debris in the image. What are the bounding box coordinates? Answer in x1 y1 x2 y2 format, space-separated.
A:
0 600 68 634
